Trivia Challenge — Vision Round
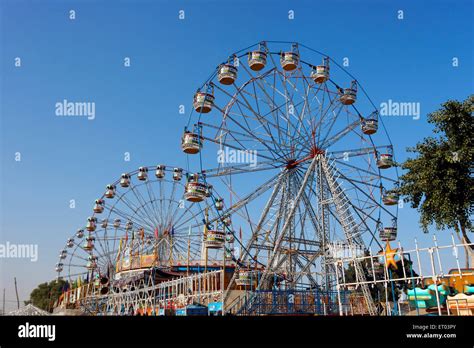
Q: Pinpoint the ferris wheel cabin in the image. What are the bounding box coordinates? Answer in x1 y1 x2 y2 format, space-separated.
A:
340 81 358 105
361 118 378 135
155 165 166 178
218 63 238 85
193 89 214 114
248 50 267 71
181 131 202 154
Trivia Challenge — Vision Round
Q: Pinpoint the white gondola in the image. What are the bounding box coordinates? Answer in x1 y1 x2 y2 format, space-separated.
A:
173 168 183 181
379 226 397 241
184 174 208 202
235 271 255 286
155 165 166 179
206 184 212 198
105 184 116 199
248 45 267 71
224 247 233 259
59 249 67 259
377 153 394 169
181 131 202 154
125 221 133 230
382 189 399 206
205 230 225 249
67 238 74 248
76 229 84 239
218 63 238 85
225 233 234 243
361 118 378 135
101 219 108 228
86 255 97 270
86 217 97 231
120 173 131 188
215 198 224 211
83 237 94 251
280 45 299 71
222 215 231 227
340 81 357 105
138 167 148 181
310 58 330 83
113 219 121 228
93 199 104 214
193 87 214 114
55 263 63 273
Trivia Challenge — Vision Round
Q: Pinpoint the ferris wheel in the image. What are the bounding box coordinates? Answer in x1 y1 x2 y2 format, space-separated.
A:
55 164 234 285
182 41 399 309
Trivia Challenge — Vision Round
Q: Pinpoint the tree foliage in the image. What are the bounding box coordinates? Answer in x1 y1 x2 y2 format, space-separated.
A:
399 95 473 247
25 279 67 312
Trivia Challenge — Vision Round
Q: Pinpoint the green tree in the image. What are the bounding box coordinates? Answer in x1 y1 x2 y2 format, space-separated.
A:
26 279 67 312
400 95 473 266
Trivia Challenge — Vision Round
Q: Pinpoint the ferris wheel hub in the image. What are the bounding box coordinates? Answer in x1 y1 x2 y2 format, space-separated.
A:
285 147 325 169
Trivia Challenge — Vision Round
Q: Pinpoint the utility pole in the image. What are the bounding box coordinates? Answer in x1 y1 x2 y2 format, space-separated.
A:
14 277 20 309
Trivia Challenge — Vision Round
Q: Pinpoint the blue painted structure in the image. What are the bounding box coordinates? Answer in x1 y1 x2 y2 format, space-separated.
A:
238 289 350 315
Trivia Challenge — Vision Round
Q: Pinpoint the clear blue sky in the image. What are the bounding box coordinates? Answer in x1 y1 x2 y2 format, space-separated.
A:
0 0 472 311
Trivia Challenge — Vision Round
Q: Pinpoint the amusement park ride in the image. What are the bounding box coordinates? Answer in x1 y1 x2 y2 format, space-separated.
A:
54 41 474 316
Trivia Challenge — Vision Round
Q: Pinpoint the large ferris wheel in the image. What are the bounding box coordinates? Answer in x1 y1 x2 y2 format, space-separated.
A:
55 41 400 316
182 41 400 312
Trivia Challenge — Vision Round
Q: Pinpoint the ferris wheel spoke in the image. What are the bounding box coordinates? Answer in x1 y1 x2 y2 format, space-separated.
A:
285 76 316 147
328 145 392 159
234 71 313 154
312 88 342 141
107 204 154 232
172 204 205 231
320 119 361 149
145 180 162 228
239 61 285 148
176 201 210 231
163 180 179 228
91 237 112 267
211 171 283 228
203 162 280 179
159 179 165 230
217 104 282 160
129 183 160 228
318 103 346 147
113 192 156 230
334 168 397 219
114 194 150 227
258 74 314 152
333 159 397 183
199 121 293 151
289 84 315 150
233 84 282 153
266 55 308 148
129 182 158 226
200 133 276 163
